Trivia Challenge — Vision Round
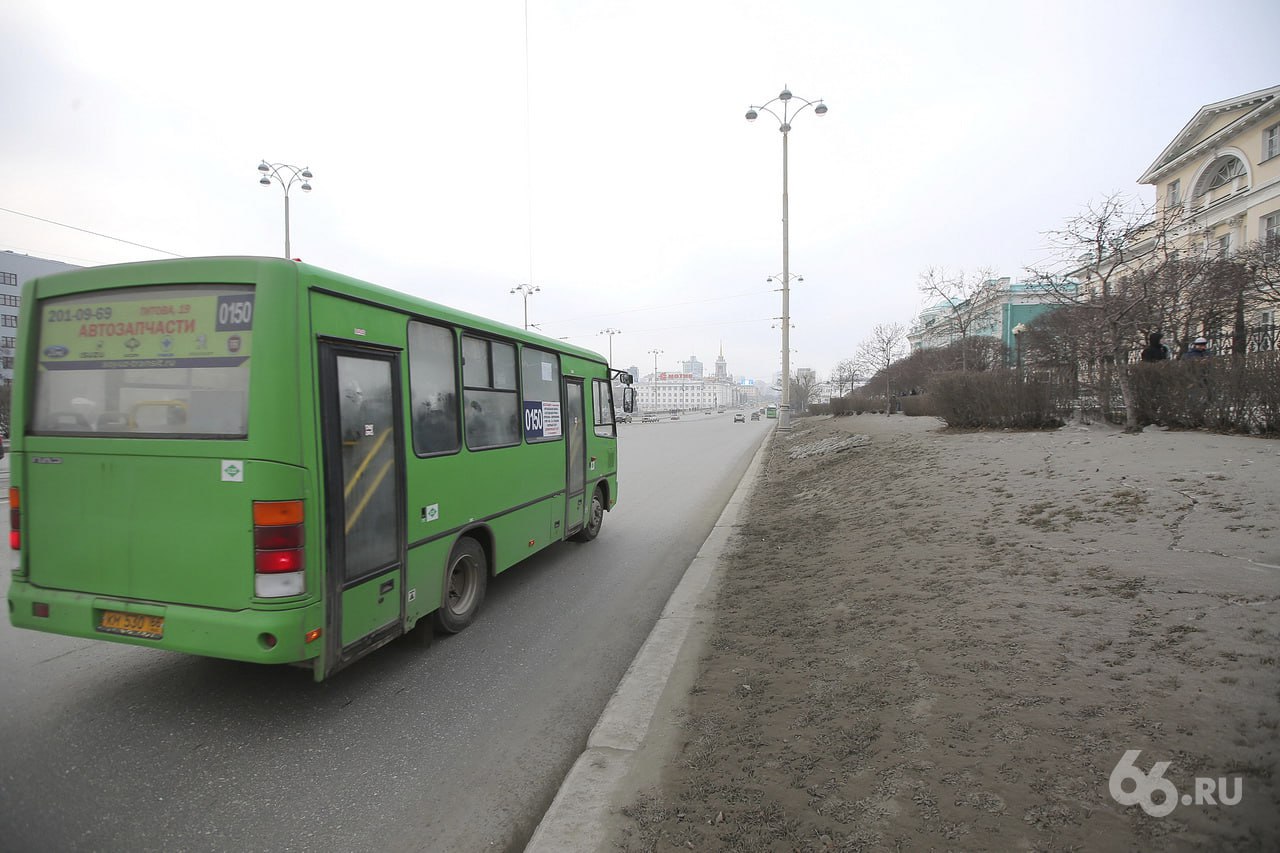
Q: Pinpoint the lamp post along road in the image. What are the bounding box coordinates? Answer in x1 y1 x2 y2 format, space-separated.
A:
600 328 621 366
1013 323 1027 376
648 348 663 413
257 161 313 259
746 87 827 430
510 283 540 330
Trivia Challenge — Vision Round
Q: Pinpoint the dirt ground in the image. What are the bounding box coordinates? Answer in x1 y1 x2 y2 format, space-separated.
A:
609 414 1280 852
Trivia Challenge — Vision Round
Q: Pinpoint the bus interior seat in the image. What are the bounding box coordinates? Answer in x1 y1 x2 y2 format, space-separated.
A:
52 412 92 429
97 412 131 430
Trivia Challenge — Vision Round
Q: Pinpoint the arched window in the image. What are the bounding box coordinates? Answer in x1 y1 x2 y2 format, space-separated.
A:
1197 155 1247 197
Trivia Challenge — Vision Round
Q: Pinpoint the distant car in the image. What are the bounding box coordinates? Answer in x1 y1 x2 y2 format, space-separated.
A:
750 412 760 421
670 414 680 420
641 414 659 423
617 413 633 423
733 413 746 423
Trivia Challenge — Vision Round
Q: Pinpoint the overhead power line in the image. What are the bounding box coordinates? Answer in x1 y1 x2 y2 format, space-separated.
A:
0 206 184 258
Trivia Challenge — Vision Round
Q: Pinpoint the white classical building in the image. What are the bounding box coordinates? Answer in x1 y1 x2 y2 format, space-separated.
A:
636 346 762 412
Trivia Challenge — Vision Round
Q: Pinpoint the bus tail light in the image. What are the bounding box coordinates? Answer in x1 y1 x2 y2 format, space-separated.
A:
253 500 305 598
9 488 19 551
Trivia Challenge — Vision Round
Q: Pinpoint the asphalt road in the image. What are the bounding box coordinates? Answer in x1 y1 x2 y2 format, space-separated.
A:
0 412 768 853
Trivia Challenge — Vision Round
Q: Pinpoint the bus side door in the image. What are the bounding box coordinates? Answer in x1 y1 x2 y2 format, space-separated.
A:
319 342 406 669
563 378 586 537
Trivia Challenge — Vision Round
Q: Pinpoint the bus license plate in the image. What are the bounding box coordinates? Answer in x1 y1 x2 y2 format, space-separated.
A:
98 610 165 639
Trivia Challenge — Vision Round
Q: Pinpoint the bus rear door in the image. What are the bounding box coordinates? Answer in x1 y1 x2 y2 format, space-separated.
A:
318 342 406 671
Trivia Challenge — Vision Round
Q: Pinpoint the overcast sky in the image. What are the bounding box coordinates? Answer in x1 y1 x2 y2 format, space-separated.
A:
2 0 1277 381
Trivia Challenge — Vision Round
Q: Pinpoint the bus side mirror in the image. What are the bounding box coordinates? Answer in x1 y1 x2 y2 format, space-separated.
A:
622 387 637 414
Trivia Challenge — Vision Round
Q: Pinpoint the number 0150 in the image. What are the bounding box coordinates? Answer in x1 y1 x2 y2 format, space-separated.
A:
215 295 255 331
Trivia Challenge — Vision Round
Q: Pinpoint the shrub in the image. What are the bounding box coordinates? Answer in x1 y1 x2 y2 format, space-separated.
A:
830 397 854 417
1128 353 1280 434
898 394 935 417
930 370 1065 429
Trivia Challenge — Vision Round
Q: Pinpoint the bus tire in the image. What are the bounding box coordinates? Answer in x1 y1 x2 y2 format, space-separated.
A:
433 537 487 634
572 486 605 543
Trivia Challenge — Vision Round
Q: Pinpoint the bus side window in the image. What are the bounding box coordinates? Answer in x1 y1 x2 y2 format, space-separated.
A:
462 336 519 450
408 321 461 455
592 378 616 437
520 347 562 444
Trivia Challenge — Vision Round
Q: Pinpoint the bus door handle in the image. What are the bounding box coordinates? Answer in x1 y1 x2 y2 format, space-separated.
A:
378 578 395 603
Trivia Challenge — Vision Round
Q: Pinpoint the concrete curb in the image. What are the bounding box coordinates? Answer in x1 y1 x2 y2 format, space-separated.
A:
525 430 773 852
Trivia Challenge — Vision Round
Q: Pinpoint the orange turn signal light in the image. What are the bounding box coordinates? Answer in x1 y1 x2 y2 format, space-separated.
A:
253 500 304 526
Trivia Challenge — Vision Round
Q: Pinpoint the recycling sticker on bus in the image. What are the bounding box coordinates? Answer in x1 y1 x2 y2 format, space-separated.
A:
523 400 562 439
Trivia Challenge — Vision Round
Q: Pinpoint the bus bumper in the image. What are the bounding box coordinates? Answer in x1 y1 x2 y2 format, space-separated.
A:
7 579 325 666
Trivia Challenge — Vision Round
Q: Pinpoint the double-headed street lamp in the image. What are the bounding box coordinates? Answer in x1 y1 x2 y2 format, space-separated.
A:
257 161 313 259
746 87 827 430
599 328 621 365
648 348 663 412
510 283 540 330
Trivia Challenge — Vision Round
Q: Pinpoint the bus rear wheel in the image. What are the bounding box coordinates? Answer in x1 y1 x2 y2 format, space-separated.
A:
433 537 487 634
572 487 605 542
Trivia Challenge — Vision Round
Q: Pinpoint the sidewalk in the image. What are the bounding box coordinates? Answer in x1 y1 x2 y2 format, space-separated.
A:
536 415 1280 851
526 426 770 851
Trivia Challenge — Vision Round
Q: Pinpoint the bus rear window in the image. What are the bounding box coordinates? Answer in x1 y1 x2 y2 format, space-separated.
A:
32 284 254 438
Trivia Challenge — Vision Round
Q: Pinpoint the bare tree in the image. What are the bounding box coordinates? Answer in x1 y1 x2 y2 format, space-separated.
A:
789 372 821 415
1229 234 1280 353
830 358 859 397
1026 195 1179 432
917 266 1000 371
1235 232 1280 301
855 323 907 416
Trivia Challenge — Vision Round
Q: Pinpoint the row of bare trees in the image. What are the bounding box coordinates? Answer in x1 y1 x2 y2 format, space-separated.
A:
828 195 1279 432
1022 195 1279 430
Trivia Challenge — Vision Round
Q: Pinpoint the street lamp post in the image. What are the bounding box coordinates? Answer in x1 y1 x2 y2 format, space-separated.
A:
1013 323 1027 376
510 283 540 330
257 161 313 258
746 87 827 431
600 328 621 365
648 348 663 413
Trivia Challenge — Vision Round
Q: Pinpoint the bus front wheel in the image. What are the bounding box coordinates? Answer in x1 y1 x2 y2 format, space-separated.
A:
433 537 488 634
572 487 605 542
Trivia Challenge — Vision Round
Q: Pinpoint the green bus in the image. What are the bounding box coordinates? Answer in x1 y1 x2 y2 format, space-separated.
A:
765 403 778 419
7 257 632 680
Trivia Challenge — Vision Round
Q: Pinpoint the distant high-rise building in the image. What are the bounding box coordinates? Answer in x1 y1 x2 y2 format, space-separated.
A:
714 343 727 380
0 251 81 386
681 355 703 379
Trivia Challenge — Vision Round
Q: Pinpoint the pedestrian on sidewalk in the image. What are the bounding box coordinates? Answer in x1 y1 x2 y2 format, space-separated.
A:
1182 337 1211 359
1140 331 1171 362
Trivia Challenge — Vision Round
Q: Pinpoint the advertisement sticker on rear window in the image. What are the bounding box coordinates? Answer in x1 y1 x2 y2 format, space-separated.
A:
39 288 254 370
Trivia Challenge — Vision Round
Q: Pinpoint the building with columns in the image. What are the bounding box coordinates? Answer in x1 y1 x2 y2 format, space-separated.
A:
907 276 1064 364
1072 84 1280 350
1139 84 1280 262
